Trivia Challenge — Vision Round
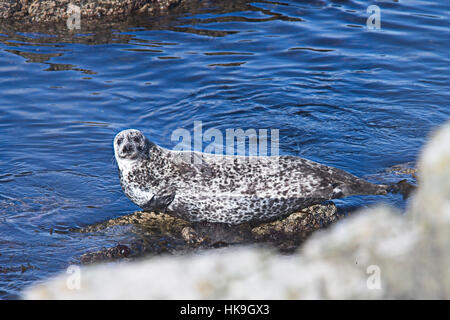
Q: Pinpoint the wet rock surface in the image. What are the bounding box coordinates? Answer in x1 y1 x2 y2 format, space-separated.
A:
76 203 341 263
0 0 186 23
251 203 340 249
388 162 418 177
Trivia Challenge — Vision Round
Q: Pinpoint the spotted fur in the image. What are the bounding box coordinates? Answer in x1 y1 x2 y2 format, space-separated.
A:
114 129 388 224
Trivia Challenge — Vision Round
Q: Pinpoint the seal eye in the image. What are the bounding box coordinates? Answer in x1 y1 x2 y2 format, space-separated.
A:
117 137 123 145
133 136 141 143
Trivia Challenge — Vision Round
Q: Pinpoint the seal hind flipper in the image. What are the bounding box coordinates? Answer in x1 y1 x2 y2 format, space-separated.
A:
336 181 388 198
387 179 416 199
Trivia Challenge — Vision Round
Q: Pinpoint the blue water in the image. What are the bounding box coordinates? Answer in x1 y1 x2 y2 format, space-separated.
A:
0 0 449 298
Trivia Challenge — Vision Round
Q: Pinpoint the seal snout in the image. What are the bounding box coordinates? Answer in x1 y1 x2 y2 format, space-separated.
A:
114 129 149 161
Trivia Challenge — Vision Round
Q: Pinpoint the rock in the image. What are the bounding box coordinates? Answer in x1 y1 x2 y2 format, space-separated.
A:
252 203 338 238
251 203 339 251
388 162 418 179
74 202 340 263
80 244 133 264
77 211 190 236
78 237 188 264
0 0 185 23
23 122 450 299
76 211 193 262
412 124 450 224
0 1 20 20
180 226 202 245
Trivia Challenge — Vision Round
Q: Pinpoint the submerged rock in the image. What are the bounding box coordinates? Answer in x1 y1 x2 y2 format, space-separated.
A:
388 162 418 178
24 121 450 299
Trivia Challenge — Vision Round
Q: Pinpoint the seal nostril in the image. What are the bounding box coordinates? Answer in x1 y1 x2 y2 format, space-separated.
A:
122 144 132 154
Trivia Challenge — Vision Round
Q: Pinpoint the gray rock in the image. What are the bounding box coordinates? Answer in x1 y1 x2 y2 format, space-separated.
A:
0 0 184 22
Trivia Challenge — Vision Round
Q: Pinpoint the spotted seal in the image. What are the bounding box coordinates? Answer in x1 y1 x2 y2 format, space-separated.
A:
113 129 389 224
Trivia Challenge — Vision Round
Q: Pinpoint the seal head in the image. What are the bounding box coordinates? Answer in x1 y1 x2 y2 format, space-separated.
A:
114 129 164 211
114 129 151 161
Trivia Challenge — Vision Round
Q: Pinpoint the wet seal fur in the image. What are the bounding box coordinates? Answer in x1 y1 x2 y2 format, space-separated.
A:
114 129 389 224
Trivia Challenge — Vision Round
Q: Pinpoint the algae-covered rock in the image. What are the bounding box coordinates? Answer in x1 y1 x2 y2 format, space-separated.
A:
252 203 338 239
387 162 417 175
77 211 192 263
75 202 340 263
78 211 190 236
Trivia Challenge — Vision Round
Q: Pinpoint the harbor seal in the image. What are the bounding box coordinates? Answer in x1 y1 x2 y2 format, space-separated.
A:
113 129 389 224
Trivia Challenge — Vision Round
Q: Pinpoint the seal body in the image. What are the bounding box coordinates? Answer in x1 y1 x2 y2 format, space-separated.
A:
114 129 388 224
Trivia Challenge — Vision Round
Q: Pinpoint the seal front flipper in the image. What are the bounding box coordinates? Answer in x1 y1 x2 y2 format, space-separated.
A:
142 187 176 213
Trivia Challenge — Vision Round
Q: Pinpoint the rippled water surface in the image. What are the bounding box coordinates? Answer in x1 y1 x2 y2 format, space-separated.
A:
0 0 449 298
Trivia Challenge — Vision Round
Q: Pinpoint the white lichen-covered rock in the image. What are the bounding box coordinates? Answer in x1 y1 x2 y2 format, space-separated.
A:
412 123 450 224
24 122 450 299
